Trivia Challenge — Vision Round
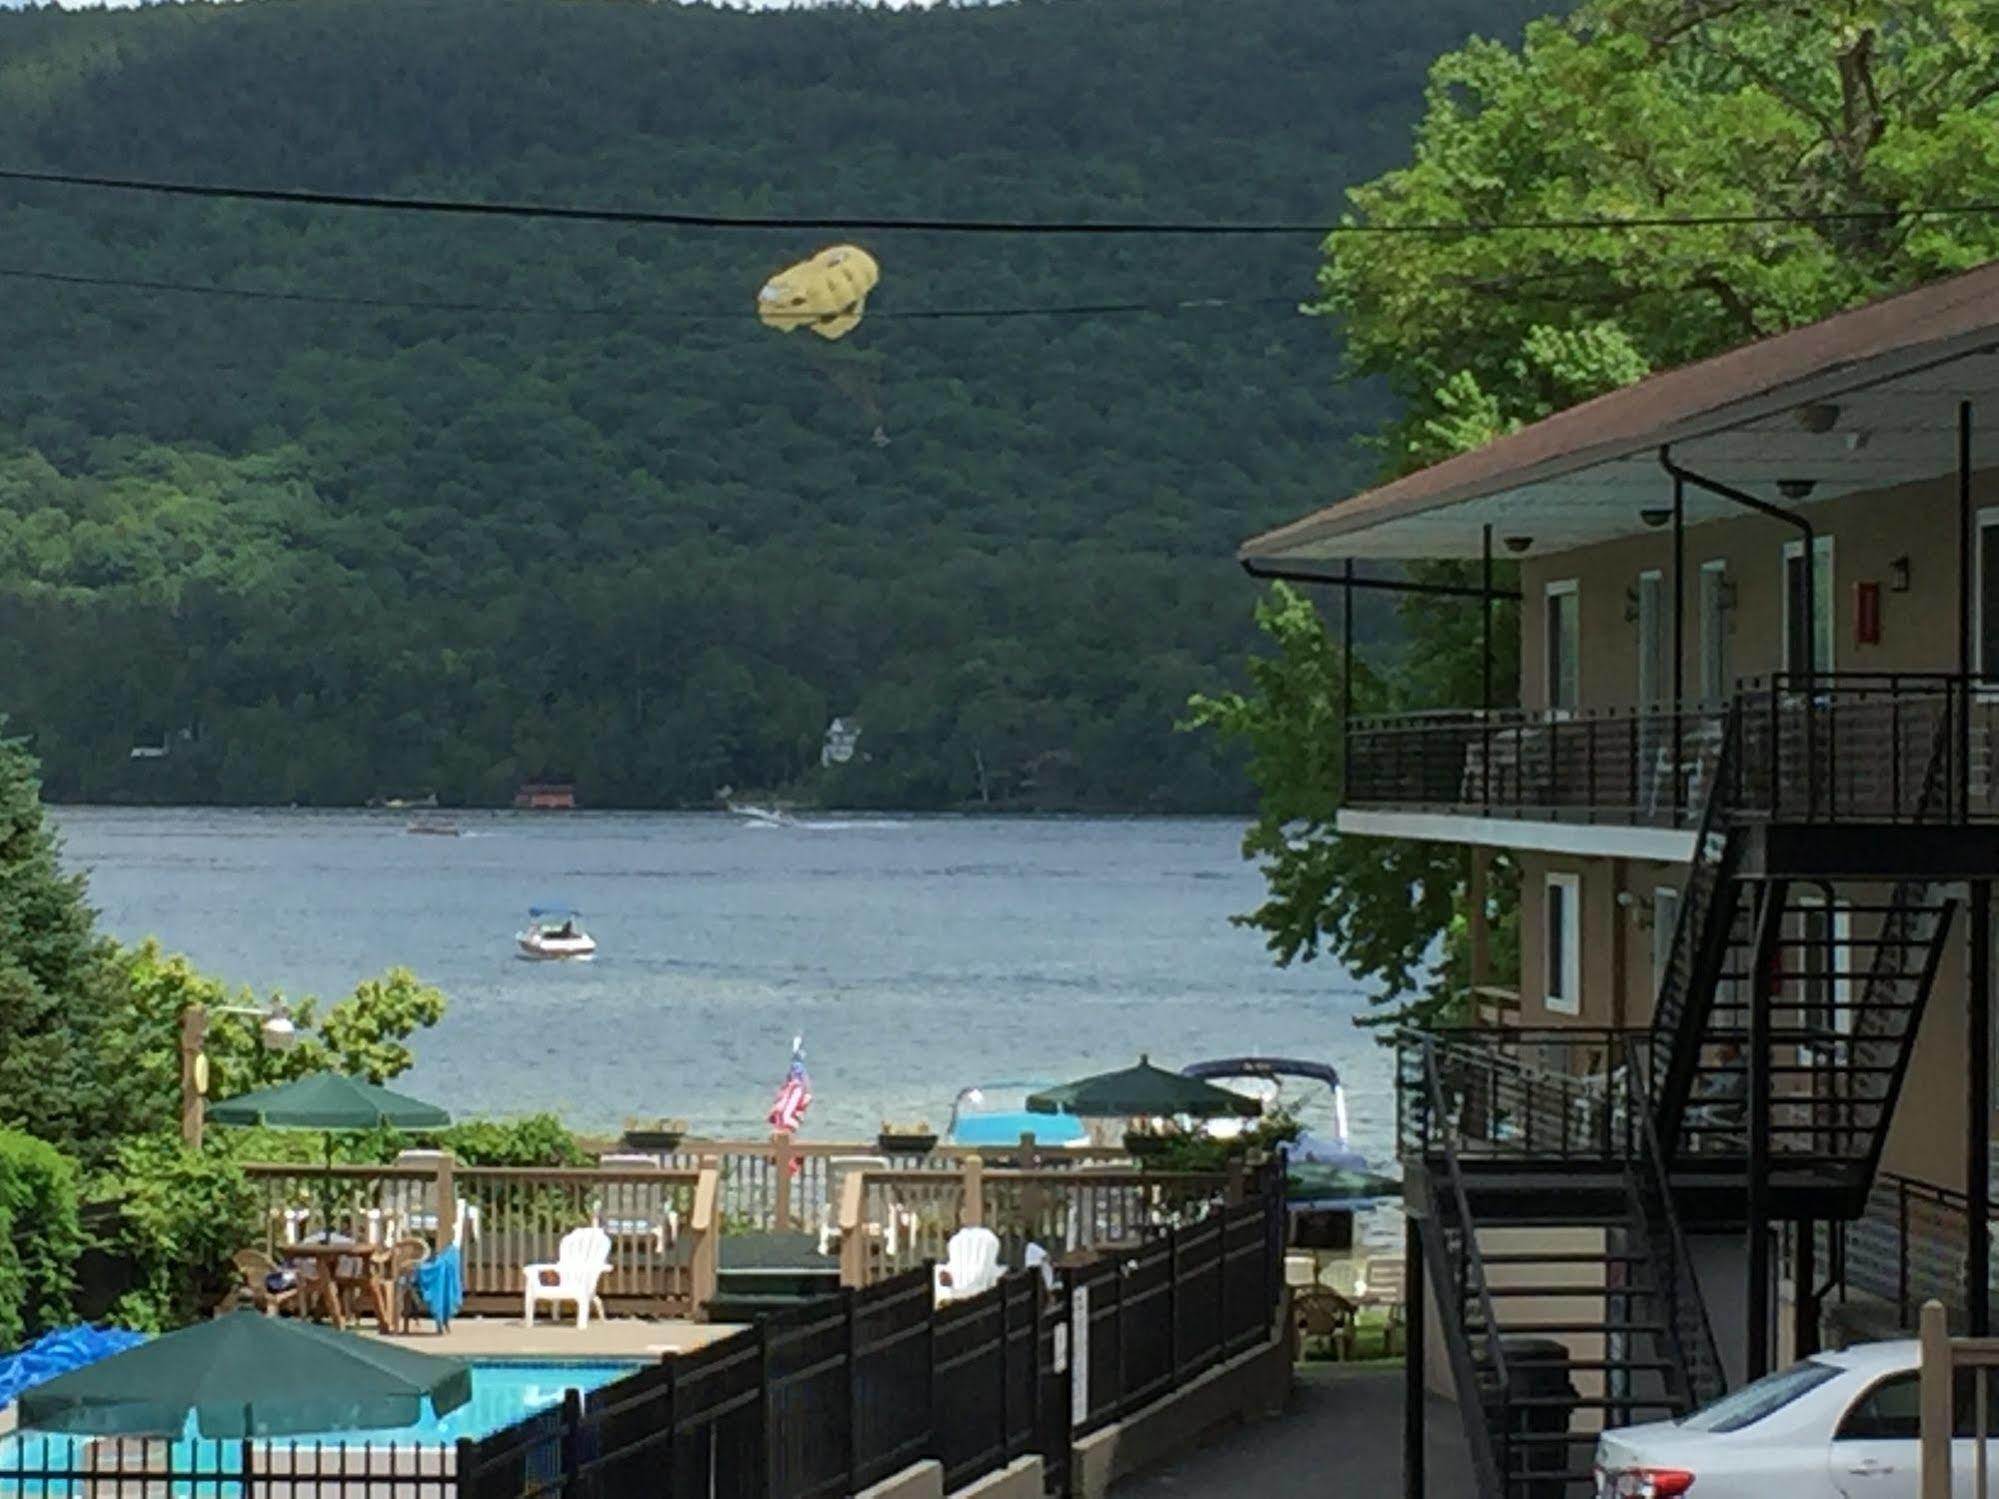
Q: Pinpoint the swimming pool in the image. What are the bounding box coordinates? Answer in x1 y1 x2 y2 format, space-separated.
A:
0 1358 642 1492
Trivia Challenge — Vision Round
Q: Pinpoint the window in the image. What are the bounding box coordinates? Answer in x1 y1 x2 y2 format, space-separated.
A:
1545 873 1581 1016
1781 537 1835 677
1979 510 1999 684
1836 1373 1920 1441
1546 580 1579 712
1651 887 1680 1002
1680 1358 1841 1433
1699 560 1731 702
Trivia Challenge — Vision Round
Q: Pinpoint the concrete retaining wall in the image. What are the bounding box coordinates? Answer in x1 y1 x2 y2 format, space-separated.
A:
1068 1319 1293 1499
858 1459 944 1499
949 1455 1044 1499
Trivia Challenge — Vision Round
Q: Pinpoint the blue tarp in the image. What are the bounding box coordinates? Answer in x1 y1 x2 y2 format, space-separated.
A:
0 1325 148 1410
949 1110 1087 1148
409 1244 463 1328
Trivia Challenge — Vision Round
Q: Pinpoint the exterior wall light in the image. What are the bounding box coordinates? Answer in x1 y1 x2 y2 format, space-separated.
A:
1777 478 1817 500
1889 556 1912 593
1503 536 1533 555
1639 507 1673 528
1796 403 1841 434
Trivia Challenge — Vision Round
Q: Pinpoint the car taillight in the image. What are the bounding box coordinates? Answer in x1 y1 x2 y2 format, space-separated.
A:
1596 1468 1695 1498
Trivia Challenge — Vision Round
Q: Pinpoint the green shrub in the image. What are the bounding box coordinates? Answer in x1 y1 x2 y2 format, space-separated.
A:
100 1134 259 1332
429 1115 590 1168
0 1129 82 1348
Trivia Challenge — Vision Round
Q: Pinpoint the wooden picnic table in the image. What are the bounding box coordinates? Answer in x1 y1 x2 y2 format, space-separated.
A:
283 1240 399 1333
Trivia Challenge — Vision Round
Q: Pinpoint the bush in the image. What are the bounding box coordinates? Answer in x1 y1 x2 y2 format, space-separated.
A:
100 1134 259 1332
428 1115 590 1168
0 1129 82 1348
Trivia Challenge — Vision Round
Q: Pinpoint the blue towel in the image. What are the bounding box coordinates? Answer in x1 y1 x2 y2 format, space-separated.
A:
409 1244 464 1327
0 1325 148 1409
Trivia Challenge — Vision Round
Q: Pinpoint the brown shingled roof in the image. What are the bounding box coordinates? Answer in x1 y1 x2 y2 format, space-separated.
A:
1241 257 1999 560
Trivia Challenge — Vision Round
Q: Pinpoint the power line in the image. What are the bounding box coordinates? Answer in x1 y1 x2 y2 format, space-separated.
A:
6 164 1999 235
0 263 1298 323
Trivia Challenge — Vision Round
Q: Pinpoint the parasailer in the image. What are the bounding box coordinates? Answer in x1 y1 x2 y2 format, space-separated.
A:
756 245 879 341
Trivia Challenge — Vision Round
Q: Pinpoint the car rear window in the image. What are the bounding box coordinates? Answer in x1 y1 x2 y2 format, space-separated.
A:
1679 1359 1844 1433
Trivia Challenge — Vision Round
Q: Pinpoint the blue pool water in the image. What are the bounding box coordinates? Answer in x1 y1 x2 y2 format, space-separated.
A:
0 1360 640 1490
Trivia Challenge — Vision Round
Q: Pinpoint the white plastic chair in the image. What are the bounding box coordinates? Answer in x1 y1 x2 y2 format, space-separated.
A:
523 1226 613 1329
933 1226 1003 1307
596 1154 677 1254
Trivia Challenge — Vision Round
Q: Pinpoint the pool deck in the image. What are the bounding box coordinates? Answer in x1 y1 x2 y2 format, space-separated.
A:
363 1316 745 1361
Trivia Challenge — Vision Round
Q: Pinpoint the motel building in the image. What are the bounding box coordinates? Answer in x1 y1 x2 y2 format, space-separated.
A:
1240 258 1999 1497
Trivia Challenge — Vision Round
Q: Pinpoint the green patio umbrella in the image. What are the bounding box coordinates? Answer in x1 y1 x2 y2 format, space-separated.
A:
208 1071 451 1238
1026 1056 1262 1120
18 1311 471 1438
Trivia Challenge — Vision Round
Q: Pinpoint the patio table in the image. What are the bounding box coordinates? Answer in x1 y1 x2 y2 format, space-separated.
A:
283 1241 398 1332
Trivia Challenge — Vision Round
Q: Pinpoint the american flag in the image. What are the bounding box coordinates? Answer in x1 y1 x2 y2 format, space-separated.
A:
768 1036 812 1135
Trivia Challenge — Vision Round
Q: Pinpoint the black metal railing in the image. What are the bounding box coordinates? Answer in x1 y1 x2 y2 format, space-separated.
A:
1416 1036 1509 1499
452 1176 1288 1499
1625 1058 1726 1409
1650 702 1744 1147
1731 672 1995 824
1399 1028 1643 1164
1347 673 1999 829
1813 1172 1999 1331
1347 703 1728 827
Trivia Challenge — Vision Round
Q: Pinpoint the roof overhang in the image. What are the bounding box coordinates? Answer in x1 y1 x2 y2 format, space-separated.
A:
1243 259 1999 564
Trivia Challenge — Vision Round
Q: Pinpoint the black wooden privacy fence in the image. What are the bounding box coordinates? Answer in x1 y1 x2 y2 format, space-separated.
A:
2 1193 1282 1499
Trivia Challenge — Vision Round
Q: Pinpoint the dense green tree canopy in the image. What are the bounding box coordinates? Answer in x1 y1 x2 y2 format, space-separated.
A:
0 0 1532 809
1212 0 1999 1024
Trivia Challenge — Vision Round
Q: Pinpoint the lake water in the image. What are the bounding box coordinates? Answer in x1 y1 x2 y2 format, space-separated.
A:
50 809 1393 1163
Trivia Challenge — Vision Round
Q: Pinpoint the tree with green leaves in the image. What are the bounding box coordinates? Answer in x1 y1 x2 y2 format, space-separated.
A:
1203 0 1999 1030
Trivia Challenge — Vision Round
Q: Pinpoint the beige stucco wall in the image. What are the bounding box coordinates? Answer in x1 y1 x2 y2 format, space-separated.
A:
1517 467 1998 713
1516 852 1689 1030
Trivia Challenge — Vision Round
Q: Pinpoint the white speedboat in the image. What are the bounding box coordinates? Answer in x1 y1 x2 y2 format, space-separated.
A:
728 801 796 829
516 905 596 961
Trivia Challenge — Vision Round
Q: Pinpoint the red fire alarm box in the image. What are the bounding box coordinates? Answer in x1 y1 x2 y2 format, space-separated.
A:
1856 580 1881 645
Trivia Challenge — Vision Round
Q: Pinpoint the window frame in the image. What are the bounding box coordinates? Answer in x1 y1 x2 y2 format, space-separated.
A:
1977 508 1999 686
1546 579 1580 715
1780 536 1836 678
1545 871 1582 1016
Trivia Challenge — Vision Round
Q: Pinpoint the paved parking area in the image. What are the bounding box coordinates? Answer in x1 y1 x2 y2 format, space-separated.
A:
1113 1364 1474 1499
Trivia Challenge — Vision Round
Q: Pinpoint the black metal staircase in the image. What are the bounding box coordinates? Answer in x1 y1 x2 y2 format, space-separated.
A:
1400 676 1991 1497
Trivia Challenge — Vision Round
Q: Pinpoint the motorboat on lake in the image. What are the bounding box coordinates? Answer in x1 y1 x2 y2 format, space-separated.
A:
407 815 460 836
945 1081 1089 1150
728 801 797 829
1181 1055 1399 1206
516 905 596 961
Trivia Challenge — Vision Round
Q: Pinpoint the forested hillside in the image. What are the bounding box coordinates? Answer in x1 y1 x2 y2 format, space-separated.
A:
0 0 1538 810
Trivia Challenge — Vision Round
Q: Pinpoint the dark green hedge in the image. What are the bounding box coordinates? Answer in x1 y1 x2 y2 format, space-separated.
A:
0 1129 82 1348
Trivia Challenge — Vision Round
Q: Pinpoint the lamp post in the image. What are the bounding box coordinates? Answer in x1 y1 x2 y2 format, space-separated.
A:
179 1003 298 1149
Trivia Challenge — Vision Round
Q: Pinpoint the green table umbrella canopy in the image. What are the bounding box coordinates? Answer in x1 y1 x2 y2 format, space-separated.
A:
18 1311 472 1438
208 1071 451 1239
1026 1056 1261 1120
206 1072 452 1131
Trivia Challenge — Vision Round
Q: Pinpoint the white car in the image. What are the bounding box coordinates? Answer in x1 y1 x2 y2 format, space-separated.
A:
1595 1338 1995 1498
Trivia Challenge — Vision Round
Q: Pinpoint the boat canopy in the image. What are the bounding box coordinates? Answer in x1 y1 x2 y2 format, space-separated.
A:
1180 1056 1342 1091
528 904 582 918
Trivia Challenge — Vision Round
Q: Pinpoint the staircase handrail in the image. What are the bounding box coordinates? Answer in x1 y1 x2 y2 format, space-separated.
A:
1625 1044 1727 1406
1420 1035 1511 1494
1650 698 1745 1147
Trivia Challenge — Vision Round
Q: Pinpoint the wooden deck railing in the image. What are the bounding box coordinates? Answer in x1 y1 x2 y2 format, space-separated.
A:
833 1158 1245 1286
1921 1299 1999 1497
653 1132 1133 1234
242 1159 721 1317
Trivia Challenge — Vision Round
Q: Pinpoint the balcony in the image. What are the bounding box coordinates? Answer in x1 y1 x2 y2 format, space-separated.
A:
1346 673 1999 831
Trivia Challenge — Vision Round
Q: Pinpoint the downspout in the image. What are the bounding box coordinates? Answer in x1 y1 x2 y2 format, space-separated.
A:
1658 444 1820 817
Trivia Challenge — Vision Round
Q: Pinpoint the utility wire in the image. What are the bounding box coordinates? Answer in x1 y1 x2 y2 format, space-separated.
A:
0 263 1299 323
6 164 1999 235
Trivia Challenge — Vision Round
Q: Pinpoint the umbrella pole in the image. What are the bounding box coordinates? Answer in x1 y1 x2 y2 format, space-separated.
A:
321 1133 338 1242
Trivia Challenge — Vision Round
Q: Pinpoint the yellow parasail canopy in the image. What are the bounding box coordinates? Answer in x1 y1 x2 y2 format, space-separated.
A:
756 245 880 341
